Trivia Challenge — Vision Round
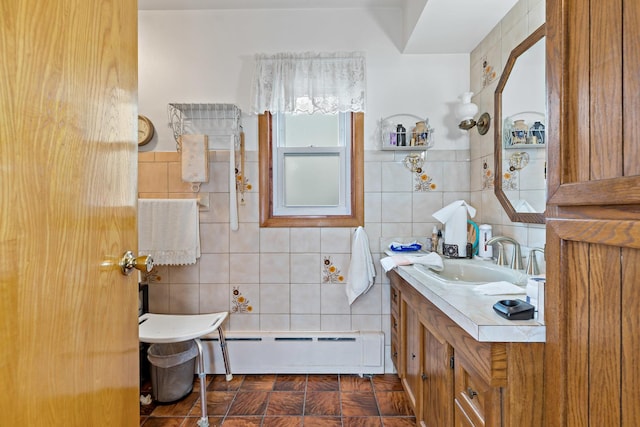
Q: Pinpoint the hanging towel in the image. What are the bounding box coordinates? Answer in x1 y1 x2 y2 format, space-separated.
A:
229 135 239 231
138 199 201 265
380 252 443 273
346 227 376 305
180 134 209 183
432 200 476 257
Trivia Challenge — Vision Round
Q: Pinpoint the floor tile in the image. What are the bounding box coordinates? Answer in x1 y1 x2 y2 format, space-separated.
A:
380 416 418 426
240 374 277 391
375 391 414 416
262 415 303 426
341 392 380 417
265 391 305 415
302 416 343 426
306 374 340 391
139 373 415 426
304 391 341 416
227 391 270 416
372 374 404 391
219 416 263 426
273 374 307 391
343 416 383 426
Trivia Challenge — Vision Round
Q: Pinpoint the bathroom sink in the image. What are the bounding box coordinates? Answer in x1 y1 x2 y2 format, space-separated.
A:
412 258 528 285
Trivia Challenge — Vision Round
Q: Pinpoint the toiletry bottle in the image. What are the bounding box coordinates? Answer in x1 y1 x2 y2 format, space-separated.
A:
437 230 444 254
478 224 493 258
431 226 438 253
397 124 406 146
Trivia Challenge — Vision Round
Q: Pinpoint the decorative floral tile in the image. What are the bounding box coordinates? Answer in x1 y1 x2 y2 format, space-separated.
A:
142 267 162 284
482 160 494 190
322 256 344 284
482 56 497 88
231 286 253 313
235 170 252 204
414 169 437 192
502 169 519 190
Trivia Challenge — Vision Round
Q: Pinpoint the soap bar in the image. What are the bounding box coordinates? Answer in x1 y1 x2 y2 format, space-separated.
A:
493 299 535 320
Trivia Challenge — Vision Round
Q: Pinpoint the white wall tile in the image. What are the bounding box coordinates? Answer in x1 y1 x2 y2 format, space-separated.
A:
290 228 321 253
229 222 260 253
199 253 229 284
169 284 200 314
200 223 230 253
291 284 321 314
259 253 290 283
260 284 291 314
230 253 260 283
290 253 321 284
290 314 321 331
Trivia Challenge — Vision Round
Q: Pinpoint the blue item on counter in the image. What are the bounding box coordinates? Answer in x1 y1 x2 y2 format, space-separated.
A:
389 242 422 252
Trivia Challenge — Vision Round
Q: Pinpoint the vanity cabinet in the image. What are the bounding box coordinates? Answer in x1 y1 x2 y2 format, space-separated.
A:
389 270 543 427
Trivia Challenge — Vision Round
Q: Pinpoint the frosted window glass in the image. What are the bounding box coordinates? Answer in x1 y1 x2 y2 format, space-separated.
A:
283 114 340 147
284 154 340 206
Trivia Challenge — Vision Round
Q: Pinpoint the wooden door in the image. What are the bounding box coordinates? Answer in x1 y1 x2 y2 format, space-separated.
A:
0 0 139 425
545 0 640 425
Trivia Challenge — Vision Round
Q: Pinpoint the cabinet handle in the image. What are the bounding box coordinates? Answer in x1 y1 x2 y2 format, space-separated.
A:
393 321 398 330
393 352 398 357
411 353 416 359
422 373 428 380
392 291 398 302
467 387 478 399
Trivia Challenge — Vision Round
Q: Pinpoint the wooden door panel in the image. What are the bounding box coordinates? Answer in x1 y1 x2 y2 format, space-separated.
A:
623 0 640 176
621 247 640 425
0 0 138 425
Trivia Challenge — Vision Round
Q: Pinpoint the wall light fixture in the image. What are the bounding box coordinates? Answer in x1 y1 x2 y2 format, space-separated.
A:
455 92 491 135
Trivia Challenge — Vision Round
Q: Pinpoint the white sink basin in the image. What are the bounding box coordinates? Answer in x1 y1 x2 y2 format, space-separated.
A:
412 258 528 285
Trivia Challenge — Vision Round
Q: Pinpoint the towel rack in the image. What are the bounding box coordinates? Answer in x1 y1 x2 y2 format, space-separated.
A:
167 103 242 151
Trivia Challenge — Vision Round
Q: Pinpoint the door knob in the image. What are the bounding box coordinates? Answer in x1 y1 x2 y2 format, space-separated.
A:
120 251 154 276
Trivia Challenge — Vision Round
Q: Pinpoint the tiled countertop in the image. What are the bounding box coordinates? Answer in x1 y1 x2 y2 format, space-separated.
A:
390 262 546 343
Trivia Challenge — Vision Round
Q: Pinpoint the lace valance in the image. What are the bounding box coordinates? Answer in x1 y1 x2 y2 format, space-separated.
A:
251 51 366 114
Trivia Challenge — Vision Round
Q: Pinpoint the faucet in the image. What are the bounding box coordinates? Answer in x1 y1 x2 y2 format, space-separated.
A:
526 247 545 275
486 236 523 270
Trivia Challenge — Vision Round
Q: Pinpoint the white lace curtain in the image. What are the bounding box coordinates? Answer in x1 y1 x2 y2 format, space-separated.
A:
251 51 366 114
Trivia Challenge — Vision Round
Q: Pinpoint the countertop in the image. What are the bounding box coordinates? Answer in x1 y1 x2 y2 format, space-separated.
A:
388 258 546 343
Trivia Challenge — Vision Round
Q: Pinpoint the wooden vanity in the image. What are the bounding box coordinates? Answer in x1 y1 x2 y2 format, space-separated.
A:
388 269 544 426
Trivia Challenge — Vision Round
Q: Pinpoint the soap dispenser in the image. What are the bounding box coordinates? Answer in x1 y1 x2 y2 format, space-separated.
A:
478 224 493 259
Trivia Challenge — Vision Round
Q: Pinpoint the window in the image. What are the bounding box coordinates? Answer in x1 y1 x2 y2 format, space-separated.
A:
259 112 364 227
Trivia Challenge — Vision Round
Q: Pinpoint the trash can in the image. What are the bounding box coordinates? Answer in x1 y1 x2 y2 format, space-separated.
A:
147 340 198 403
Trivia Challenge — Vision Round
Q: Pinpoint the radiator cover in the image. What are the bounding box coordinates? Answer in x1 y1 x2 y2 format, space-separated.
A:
201 330 385 375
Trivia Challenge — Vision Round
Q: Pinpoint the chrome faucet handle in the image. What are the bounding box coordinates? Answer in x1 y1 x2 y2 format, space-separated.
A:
494 242 508 266
526 247 545 275
486 236 523 270
511 244 523 270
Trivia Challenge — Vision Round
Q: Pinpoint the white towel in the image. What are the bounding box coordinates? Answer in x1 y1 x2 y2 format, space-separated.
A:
138 199 201 265
180 135 209 183
473 281 525 295
346 227 376 305
380 253 443 273
229 135 239 231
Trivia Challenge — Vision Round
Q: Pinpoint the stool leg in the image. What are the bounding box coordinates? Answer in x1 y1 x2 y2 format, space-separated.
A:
217 327 233 381
193 338 209 427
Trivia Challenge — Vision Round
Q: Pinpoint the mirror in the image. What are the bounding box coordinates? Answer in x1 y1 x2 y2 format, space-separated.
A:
494 24 546 224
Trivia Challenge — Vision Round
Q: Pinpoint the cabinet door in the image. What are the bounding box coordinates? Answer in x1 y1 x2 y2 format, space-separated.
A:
402 298 421 413
390 284 400 372
422 326 454 427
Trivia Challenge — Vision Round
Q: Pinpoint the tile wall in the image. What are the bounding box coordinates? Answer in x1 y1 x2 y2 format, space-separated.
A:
138 148 470 371
468 0 547 266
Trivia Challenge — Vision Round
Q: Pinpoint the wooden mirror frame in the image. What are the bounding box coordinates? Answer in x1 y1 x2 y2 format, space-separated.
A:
494 24 546 224
258 112 364 227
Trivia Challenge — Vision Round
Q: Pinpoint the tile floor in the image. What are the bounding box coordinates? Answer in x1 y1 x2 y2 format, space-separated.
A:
140 373 416 426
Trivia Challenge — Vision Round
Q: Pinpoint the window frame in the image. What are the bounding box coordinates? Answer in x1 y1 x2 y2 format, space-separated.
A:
259 111 364 227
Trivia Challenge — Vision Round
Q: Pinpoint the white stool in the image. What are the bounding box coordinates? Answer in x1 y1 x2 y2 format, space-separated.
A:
139 312 232 427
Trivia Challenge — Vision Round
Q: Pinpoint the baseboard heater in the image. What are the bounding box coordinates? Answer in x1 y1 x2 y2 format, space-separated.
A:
200 330 385 375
